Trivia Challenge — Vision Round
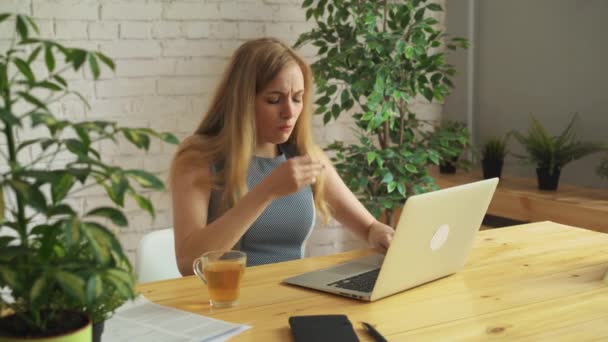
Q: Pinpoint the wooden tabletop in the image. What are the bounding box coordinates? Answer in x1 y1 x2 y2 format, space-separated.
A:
430 169 608 233
138 222 608 341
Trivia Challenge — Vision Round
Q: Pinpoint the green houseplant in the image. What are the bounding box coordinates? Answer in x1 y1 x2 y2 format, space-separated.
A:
295 0 469 225
480 134 509 179
429 120 471 174
512 115 605 190
0 13 178 340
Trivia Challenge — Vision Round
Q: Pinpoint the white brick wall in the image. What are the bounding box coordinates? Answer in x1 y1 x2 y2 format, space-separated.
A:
0 0 446 270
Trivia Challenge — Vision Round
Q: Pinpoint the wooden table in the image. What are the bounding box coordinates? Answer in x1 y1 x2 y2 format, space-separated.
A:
138 222 608 341
431 169 608 233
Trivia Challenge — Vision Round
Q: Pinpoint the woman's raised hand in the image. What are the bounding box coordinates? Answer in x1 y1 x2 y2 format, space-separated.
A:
262 155 325 198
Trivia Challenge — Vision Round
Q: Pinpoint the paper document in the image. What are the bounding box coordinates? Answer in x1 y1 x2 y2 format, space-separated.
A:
102 295 250 342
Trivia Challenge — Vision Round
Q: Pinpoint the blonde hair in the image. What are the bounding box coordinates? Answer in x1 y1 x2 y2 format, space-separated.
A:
171 38 330 222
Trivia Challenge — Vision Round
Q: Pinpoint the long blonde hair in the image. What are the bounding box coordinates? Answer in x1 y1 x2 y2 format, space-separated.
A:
171 38 330 222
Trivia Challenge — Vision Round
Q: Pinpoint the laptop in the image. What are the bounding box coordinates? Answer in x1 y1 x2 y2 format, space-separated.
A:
283 178 499 301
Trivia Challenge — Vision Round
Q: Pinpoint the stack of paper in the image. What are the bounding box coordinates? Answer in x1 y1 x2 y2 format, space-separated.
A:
102 296 250 342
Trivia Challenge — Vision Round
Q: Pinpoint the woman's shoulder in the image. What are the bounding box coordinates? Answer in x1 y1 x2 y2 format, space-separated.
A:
171 135 213 181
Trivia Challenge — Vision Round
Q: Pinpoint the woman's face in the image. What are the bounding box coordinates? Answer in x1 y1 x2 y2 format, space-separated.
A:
255 63 304 146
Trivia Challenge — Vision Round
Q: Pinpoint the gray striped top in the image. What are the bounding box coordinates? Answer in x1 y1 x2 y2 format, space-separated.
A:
207 145 316 266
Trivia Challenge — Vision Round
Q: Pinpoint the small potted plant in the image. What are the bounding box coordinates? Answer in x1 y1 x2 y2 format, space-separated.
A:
0 13 178 341
428 120 471 174
512 115 605 190
480 135 509 179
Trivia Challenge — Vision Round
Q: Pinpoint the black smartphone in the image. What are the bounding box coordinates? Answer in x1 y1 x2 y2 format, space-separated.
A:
288 314 360 342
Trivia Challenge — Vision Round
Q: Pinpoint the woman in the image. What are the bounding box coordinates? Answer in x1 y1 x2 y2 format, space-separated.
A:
170 38 394 275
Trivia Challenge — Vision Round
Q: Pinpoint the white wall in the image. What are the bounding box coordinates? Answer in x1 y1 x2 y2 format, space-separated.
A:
445 0 608 189
0 0 446 265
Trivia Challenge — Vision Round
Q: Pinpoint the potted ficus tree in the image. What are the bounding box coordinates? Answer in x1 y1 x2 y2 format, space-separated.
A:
295 0 469 225
512 115 605 191
0 13 178 341
480 134 509 179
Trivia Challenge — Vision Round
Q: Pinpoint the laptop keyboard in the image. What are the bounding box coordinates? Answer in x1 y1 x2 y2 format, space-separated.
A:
328 268 380 293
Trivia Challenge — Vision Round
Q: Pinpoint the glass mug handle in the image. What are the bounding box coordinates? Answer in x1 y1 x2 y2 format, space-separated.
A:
192 258 207 285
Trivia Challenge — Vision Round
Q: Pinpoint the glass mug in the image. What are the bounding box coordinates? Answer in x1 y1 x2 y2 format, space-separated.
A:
192 250 246 307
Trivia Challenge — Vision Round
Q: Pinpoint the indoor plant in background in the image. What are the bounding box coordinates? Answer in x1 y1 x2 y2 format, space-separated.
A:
428 120 471 174
295 0 469 225
0 13 178 341
512 115 605 191
480 134 509 179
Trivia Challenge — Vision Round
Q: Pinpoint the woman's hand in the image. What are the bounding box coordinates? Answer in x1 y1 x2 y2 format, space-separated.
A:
367 221 394 253
261 155 325 199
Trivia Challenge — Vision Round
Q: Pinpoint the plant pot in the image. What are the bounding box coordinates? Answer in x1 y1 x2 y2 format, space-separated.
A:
536 167 561 191
93 321 105 342
0 311 91 342
482 159 504 179
439 162 456 174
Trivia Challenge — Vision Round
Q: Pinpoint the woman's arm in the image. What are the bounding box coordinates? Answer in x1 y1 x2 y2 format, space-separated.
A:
319 153 394 252
171 149 324 276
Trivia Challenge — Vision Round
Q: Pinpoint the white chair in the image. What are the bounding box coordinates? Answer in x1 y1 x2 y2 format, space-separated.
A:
136 228 182 283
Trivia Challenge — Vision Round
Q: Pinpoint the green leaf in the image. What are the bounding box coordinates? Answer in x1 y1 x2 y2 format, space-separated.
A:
397 183 406 196
0 107 20 126
159 132 179 144
69 49 87 70
0 265 18 288
427 3 443 11
15 15 28 40
27 45 42 64
104 269 135 298
24 16 39 35
30 275 48 305
13 58 35 82
17 91 47 109
88 53 100 79
405 164 418 173
423 87 434 102
382 172 394 184
51 173 75 203
47 204 76 217
387 182 397 193
306 8 314 20
129 191 155 218
62 218 81 247
405 45 414 59
8 179 47 211
86 274 103 303
0 13 11 24
315 96 330 106
81 222 113 264
95 52 115 71
0 62 7 91
0 186 4 222
55 271 86 303
54 75 67 87
107 175 129 206
126 170 164 190
86 207 128 227
45 44 55 72
122 129 150 150
367 151 377 165
65 138 88 156
302 0 313 8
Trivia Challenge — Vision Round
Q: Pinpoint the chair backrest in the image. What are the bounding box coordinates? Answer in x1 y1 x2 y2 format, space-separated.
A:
136 228 182 283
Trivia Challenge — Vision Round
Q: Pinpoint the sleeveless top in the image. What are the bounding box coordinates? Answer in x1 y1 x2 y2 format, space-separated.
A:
207 144 316 266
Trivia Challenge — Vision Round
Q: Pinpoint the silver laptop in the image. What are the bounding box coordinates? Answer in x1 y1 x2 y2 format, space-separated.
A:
283 178 499 301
